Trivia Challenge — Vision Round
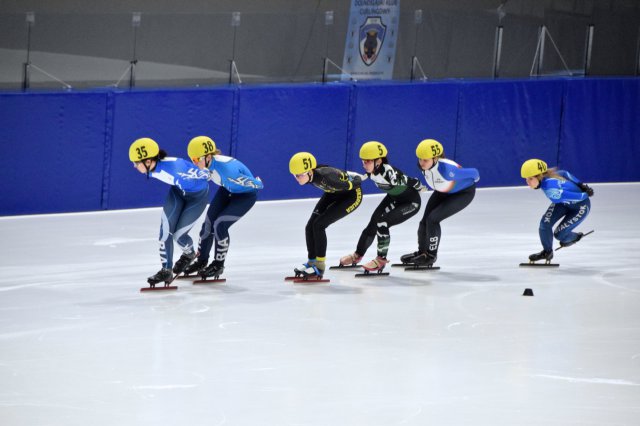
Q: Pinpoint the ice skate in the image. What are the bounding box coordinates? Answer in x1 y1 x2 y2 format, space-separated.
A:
200 261 225 279
172 251 196 274
559 232 584 248
286 260 330 283
520 249 559 267
400 251 419 264
413 252 436 265
294 260 316 277
556 230 594 251
404 252 441 271
141 267 179 292
295 261 330 283
391 251 419 267
339 252 362 267
301 260 325 277
330 254 362 270
529 250 553 262
356 256 390 277
362 256 388 272
193 261 226 284
145 268 175 288
181 258 207 276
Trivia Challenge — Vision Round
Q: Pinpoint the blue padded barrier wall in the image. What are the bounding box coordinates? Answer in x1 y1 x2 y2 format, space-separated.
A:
455 80 565 187
0 92 109 215
107 88 236 210
0 78 638 216
560 78 640 182
234 84 353 200
349 82 461 193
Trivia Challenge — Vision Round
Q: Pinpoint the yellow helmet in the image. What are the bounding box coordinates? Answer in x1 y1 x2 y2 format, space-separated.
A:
188 136 217 160
416 139 444 159
129 137 159 162
521 159 548 178
359 141 388 160
289 152 317 174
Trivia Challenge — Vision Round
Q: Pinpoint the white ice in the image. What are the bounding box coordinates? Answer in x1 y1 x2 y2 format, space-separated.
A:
1 183 639 426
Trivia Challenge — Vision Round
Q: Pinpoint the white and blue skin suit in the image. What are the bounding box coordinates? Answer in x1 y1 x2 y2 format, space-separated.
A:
536 170 591 252
419 158 479 257
148 157 210 269
196 155 264 268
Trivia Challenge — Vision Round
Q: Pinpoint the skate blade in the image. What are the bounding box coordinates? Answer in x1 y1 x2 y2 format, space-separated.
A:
284 275 304 281
329 264 361 270
404 265 440 271
355 271 390 277
176 274 200 280
555 229 594 251
519 262 559 267
391 263 414 267
193 278 226 284
292 277 330 284
140 285 178 292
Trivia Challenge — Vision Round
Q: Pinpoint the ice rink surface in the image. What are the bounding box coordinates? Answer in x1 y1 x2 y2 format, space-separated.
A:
1 183 639 426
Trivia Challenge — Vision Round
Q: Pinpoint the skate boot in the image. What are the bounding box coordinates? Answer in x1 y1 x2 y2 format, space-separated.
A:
294 259 316 277
411 252 437 266
183 258 207 275
201 261 225 279
362 256 388 272
147 268 173 285
529 250 553 262
400 251 419 264
559 232 584 248
301 260 325 278
172 251 196 274
340 252 363 266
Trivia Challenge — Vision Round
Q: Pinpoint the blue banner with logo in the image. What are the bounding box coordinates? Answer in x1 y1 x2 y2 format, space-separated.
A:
341 0 400 80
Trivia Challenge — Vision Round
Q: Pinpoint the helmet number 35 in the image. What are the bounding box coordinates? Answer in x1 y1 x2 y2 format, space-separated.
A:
135 146 148 160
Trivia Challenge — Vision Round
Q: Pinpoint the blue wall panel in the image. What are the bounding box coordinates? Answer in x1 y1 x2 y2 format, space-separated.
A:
560 78 640 182
0 92 108 215
234 84 352 200
456 80 565 187
349 82 461 193
1 78 638 216
107 88 236 210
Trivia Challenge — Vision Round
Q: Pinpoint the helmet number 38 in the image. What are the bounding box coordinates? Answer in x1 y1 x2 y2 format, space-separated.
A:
201 140 215 154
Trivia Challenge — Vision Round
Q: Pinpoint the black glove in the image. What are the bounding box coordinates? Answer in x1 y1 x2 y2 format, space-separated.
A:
578 183 594 197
